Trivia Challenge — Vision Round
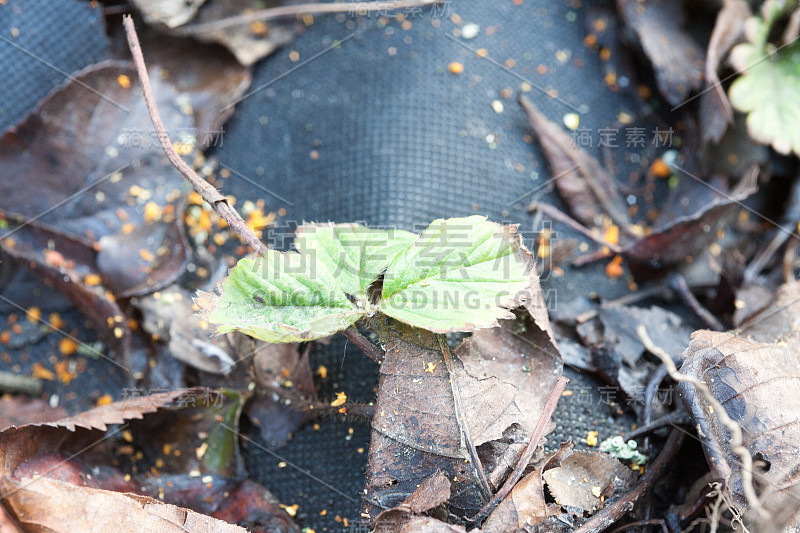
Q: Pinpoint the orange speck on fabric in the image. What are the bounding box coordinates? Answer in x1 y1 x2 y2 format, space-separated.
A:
605 255 624 278
96 394 113 406
649 158 671 178
448 61 464 74
32 363 55 381
59 337 79 356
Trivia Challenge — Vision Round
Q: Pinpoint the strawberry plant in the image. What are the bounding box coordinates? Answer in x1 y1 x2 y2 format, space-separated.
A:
197 215 537 343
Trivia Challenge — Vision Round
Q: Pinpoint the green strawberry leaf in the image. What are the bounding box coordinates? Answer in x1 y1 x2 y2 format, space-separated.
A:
728 11 800 156
378 216 534 332
197 251 363 342
294 222 418 298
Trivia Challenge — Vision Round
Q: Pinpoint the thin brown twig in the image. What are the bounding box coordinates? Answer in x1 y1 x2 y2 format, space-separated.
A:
606 518 668 533
342 327 384 363
666 273 724 331
574 429 685 533
123 16 267 256
436 334 492 501
471 375 569 522
177 0 443 35
528 202 622 254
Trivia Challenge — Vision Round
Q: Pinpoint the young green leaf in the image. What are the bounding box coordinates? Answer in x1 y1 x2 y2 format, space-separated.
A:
378 216 534 332
728 11 800 156
294 222 418 297
197 251 363 342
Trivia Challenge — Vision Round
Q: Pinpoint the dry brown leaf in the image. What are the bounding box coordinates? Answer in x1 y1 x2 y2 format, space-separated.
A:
0 388 292 533
397 516 466 533
131 0 209 28
0 477 247 533
364 326 562 522
519 96 632 233
457 324 563 444
700 0 750 144
169 0 296 66
617 0 705 106
677 281 800 526
482 442 573 533
135 286 236 374
373 472 451 533
543 451 636 513
244 341 319 450
619 170 758 268
0 397 67 431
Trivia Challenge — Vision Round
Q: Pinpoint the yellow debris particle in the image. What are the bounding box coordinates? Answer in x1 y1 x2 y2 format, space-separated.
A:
448 61 464 74
173 139 193 156
649 158 670 178
188 191 204 205
281 504 299 517
331 391 347 407
139 249 156 262
425 362 437 373
585 431 599 447
605 255 624 278
316 365 328 379
246 209 275 237
604 225 619 246
96 394 113 406
117 74 131 88
55 360 76 384
563 113 580 130
27 307 42 323
49 313 65 330
144 201 162 222
84 273 102 286
196 442 208 459
249 20 268 35
591 486 602 498
122 430 134 442
59 337 79 356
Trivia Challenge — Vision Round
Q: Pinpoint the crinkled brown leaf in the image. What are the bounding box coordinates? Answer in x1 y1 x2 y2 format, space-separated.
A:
244 341 318 450
135 286 236 374
457 323 563 443
677 281 800 526
519 95 631 232
543 451 636 513
0 215 131 361
0 477 248 533
0 389 292 533
0 397 67 431
168 0 296 66
395 516 466 533
364 325 562 522
619 171 758 268
617 0 705 105
130 0 208 28
373 472 451 533
700 0 750 144
97 219 189 298
482 441 573 533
